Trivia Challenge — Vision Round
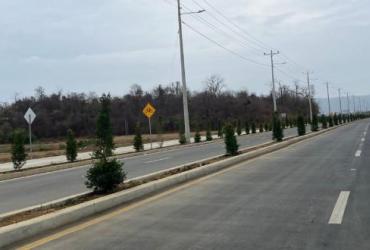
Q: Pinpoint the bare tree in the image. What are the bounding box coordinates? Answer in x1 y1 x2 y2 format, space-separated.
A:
204 75 225 96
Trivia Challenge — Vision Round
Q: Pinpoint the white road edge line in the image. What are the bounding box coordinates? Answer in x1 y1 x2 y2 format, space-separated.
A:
355 150 362 157
144 157 170 164
329 191 351 225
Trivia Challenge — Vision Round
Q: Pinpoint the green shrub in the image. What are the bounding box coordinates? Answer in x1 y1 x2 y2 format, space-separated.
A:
311 114 319 132
236 120 242 136
251 123 256 134
194 129 201 143
297 115 306 136
259 124 264 133
133 123 143 152
206 128 213 141
223 123 239 156
321 115 328 129
245 122 250 135
66 129 78 162
11 129 27 170
272 113 283 142
85 158 126 193
179 133 186 144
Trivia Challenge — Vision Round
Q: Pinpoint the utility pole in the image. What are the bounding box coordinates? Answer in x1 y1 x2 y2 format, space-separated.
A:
176 0 204 143
177 0 191 143
264 50 279 112
338 88 343 114
352 95 356 113
346 92 351 114
326 82 331 115
306 72 313 123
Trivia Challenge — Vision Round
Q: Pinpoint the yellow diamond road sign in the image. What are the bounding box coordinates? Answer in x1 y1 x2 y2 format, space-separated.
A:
143 103 156 119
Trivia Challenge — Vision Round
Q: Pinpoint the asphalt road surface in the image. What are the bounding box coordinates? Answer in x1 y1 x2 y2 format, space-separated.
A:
18 120 370 250
0 127 302 215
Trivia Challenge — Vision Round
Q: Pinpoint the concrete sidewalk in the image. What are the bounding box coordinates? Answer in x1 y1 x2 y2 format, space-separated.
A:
0 135 219 173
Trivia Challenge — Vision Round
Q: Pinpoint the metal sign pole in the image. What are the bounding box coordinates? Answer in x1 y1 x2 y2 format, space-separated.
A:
28 114 32 158
148 117 152 150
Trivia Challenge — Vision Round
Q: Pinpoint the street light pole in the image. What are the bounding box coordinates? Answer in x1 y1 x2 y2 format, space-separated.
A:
264 50 279 112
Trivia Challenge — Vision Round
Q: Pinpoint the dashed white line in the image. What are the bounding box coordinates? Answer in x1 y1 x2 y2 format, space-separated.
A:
144 157 170 164
329 191 351 225
355 150 362 157
361 138 365 142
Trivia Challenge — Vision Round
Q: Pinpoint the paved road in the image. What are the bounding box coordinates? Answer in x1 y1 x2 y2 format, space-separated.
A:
0 127 302 214
19 120 370 250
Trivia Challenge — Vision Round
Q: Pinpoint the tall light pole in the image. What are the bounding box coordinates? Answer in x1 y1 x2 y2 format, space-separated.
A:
326 82 331 115
264 50 280 112
176 0 204 143
305 71 313 123
338 88 343 114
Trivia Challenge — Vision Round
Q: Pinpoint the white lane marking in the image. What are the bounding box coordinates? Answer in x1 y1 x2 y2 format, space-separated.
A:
329 191 351 225
361 138 365 142
355 150 362 157
350 168 357 171
144 157 170 164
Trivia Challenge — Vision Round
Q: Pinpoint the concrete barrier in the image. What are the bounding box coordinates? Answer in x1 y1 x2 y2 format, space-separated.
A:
0 124 347 248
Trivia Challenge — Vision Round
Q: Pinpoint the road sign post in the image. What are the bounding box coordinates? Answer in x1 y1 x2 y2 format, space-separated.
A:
142 103 156 150
24 108 36 158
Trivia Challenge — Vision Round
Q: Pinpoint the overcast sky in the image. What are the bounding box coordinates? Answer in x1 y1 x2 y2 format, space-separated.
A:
0 0 369 103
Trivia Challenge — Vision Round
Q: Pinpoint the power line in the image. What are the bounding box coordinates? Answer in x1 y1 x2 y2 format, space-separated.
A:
182 21 269 67
188 0 265 55
180 4 264 57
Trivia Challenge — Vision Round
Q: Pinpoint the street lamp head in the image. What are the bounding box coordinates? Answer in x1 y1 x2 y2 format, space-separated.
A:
182 9 206 15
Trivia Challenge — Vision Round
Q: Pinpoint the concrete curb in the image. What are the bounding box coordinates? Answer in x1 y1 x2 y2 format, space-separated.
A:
0 124 346 248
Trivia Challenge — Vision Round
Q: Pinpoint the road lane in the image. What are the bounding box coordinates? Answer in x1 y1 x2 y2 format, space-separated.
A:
19 120 370 250
0 126 301 214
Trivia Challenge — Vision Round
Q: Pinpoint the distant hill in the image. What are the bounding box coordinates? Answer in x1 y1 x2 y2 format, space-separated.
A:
315 95 370 114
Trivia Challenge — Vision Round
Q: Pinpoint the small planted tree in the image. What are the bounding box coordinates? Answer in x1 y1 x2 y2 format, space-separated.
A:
297 115 306 136
11 129 27 170
251 123 257 134
311 114 319 132
333 114 339 125
259 124 264 133
217 121 223 138
223 123 239 156
66 129 78 162
133 123 143 152
329 116 334 127
206 127 213 141
86 94 125 193
321 115 328 129
194 128 201 143
245 121 250 135
272 113 283 142
179 133 186 144
236 119 242 136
